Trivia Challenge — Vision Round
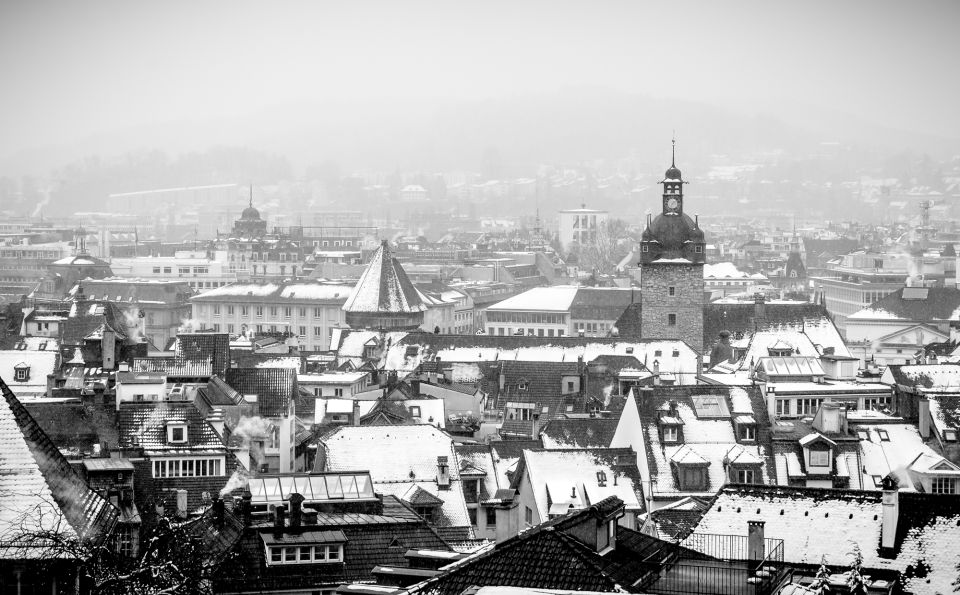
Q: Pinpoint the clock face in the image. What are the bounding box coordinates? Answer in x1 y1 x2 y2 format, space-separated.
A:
666 197 679 211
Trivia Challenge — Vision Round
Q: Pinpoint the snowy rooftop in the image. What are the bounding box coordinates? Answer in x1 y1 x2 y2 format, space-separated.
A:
342 241 427 314
192 280 354 302
486 286 580 312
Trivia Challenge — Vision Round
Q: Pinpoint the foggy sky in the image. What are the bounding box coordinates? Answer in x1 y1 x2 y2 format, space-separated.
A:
2 0 959 170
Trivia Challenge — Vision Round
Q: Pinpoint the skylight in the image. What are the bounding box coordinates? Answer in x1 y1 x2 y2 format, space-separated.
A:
691 395 730 418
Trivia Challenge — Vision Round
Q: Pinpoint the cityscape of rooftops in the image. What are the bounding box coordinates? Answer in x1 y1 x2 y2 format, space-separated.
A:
1 1 960 594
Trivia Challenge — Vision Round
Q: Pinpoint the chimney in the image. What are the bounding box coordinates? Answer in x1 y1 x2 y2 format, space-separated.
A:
239 488 252 527
499 363 506 391
352 399 361 425
754 293 766 328
747 520 765 561
176 489 188 519
918 397 931 439
881 479 899 552
273 504 287 539
288 493 304 533
208 408 225 437
212 494 225 527
437 456 450 490
411 378 420 396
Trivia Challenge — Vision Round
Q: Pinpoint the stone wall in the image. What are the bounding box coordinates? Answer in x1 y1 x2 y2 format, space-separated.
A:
640 263 704 353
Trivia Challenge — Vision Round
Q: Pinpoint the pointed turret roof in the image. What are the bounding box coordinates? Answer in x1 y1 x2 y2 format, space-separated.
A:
0 375 118 557
343 241 427 315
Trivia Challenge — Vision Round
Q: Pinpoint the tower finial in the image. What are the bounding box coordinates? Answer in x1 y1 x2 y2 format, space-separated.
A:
671 133 676 167
249 183 253 209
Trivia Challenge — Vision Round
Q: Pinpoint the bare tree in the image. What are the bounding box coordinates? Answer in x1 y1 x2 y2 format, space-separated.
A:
1 490 234 595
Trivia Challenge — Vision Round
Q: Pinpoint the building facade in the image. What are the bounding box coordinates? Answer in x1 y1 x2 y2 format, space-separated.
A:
557 206 608 254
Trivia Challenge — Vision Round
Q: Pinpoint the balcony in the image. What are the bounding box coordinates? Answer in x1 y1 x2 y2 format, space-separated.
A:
640 533 792 595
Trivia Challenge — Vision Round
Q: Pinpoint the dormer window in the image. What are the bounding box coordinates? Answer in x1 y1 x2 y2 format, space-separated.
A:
663 426 679 442
13 363 30 382
518 381 528 391
166 422 188 444
809 448 830 467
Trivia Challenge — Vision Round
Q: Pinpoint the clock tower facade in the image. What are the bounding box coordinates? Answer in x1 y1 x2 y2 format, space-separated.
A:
639 143 706 353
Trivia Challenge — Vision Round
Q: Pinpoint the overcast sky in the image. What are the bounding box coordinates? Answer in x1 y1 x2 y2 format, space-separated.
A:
2 0 959 167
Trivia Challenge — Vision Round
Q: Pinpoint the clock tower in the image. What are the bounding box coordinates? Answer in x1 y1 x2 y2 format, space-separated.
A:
639 141 706 353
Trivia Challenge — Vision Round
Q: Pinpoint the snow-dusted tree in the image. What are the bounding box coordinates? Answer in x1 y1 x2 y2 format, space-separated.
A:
810 555 831 594
846 542 867 595
5 496 235 595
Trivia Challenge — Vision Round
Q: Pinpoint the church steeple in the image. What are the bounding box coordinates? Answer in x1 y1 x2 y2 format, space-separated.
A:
639 142 705 265
662 138 685 215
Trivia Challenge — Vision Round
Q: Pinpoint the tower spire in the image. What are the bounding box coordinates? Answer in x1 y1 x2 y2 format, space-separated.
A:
249 183 253 209
671 133 676 167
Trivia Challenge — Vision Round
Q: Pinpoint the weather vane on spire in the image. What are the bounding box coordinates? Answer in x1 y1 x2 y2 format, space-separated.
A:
671 132 676 166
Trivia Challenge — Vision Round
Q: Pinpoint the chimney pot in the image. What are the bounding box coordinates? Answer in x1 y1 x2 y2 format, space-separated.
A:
747 520 765 561
289 493 304 533
919 397 931 439
881 482 899 551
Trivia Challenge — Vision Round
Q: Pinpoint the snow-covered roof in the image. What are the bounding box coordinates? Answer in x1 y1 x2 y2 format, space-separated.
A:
703 262 768 280
192 280 354 302
0 351 59 399
486 286 580 312
521 448 643 521
342 241 427 314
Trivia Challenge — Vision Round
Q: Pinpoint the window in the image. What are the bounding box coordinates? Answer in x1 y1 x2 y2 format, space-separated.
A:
678 466 707 491
270 307 278 317
797 398 822 416
739 424 756 441
856 429 869 441
735 468 756 484
932 477 957 494
152 457 223 478
241 306 249 316
13 365 29 382
213 305 220 316
668 286 676 297
945 430 958 442
265 544 344 566
663 426 679 442
695 245 703 253
163 267 172 274
410 406 421 417
641 244 649 252
525 506 533 526
227 305 235 315
668 313 677 326
256 307 264 318
486 507 497 526
314 327 322 337
809 448 830 467
877 429 890 442
167 424 187 444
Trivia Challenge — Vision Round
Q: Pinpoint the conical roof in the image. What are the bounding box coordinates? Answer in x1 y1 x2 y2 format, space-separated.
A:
343 241 427 314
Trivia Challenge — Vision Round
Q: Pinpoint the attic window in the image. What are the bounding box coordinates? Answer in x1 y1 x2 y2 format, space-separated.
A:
856 429 869 441
641 244 649 252
695 245 704 253
663 426 679 442
596 471 607 487
13 363 30 382
945 430 958 442
518 381 528 391
877 429 890 442
166 422 188 444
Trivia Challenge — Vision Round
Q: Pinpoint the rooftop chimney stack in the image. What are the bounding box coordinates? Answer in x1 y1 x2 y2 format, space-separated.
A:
437 456 450 490
212 494 225 527
747 520 766 561
176 489 188 519
881 477 899 552
288 493 304 534
273 504 287 539
918 397 931 439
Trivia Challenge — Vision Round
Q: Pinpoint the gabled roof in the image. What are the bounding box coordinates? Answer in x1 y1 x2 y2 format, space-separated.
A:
172 332 231 377
225 367 298 417
0 375 118 557
343 241 426 314
407 497 671 595
539 417 619 449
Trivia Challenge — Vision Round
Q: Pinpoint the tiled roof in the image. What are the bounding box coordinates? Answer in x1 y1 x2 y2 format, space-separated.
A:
0 375 118 556
703 302 835 352
225 367 298 417
117 402 225 452
637 385 775 498
408 498 667 595
646 496 711 540
132 356 213 378
173 332 231 377
215 495 451 592
539 417 619 449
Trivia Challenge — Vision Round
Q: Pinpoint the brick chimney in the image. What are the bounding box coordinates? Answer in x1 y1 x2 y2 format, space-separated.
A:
176 489 188 519
353 399 361 426
747 520 765 561
753 293 766 329
411 378 421 396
